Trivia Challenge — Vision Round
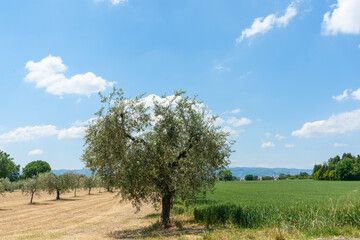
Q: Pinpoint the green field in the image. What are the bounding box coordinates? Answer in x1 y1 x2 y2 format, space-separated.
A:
180 180 360 239
195 180 360 206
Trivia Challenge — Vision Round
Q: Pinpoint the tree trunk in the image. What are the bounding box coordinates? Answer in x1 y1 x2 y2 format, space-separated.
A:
161 194 172 228
56 190 60 200
30 191 34 204
88 188 91 195
74 188 77 197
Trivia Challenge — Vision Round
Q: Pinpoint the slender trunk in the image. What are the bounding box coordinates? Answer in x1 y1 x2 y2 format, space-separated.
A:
161 194 172 228
88 188 91 195
98 187 101 193
56 190 60 200
74 188 77 197
30 191 34 204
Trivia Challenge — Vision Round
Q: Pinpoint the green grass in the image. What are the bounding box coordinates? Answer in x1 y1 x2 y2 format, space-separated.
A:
179 180 360 239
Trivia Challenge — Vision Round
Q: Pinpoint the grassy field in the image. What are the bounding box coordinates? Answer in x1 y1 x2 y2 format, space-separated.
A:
191 180 360 206
179 180 360 239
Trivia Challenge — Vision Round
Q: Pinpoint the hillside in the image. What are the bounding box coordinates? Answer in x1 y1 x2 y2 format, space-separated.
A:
52 167 312 178
229 167 312 178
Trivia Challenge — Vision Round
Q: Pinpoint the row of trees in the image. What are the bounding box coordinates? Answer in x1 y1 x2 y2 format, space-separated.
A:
313 153 360 181
2 172 101 204
278 172 311 180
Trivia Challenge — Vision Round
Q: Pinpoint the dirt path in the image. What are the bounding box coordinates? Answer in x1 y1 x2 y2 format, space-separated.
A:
0 189 157 240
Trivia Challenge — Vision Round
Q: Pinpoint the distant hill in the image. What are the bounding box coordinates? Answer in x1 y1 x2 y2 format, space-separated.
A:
229 167 312 178
52 167 313 178
52 169 92 176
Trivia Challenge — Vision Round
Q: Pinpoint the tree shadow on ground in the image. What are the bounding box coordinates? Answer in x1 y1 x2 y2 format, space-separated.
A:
30 202 53 206
109 223 206 239
49 198 81 202
0 208 12 211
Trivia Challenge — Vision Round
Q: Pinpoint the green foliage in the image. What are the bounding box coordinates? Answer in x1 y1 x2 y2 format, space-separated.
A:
313 153 360 181
278 172 312 180
0 150 20 181
184 181 360 236
218 169 236 181
0 181 4 195
82 89 232 226
0 178 17 192
81 176 96 194
39 172 72 200
20 175 43 204
22 160 51 179
244 174 254 181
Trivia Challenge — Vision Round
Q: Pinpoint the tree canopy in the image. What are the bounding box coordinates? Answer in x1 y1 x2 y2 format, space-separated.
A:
22 160 51 179
0 150 20 181
82 89 233 227
313 153 360 181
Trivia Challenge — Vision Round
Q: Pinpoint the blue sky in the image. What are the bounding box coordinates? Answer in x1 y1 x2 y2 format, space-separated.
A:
0 0 360 170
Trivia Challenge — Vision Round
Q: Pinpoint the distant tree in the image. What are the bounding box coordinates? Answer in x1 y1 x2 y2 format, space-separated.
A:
278 173 287 180
82 89 232 227
0 150 20 181
66 172 82 197
335 158 353 180
81 176 96 195
40 172 72 200
218 169 235 181
21 175 43 204
0 178 17 192
262 176 274 180
22 160 51 179
245 174 253 181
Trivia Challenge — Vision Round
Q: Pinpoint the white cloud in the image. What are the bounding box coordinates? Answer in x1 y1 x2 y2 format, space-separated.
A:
28 149 44 156
0 118 94 143
222 126 241 136
322 0 360 35
95 0 128 5
58 127 86 139
265 132 271 138
231 109 241 114
25 55 113 96
215 64 231 72
333 143 347 147
292 109 360 138
275 134 285 140
261 141 275 148
332 89 349 101
236 2 297 43
0 125 58 143
285 144 295 148
214 117 225 126
227 117 251 127
352 88 360 100
109 0 127 5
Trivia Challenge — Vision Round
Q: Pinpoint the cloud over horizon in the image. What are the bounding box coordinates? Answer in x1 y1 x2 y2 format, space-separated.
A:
292 109 360 138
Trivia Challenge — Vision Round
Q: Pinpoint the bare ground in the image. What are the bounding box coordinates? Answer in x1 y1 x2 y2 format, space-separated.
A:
0 189 157 240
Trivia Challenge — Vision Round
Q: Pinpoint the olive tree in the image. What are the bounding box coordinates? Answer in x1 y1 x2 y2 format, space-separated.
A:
21 175 43 204
40 172 72 200
81 176 96 195
82 89 232 227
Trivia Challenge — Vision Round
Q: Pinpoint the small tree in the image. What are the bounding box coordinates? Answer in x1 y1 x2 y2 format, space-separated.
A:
21 175 43 204
82 89 232 227
81 176 96 195
218 169 235 181
21 160 51 179
40 172 72 200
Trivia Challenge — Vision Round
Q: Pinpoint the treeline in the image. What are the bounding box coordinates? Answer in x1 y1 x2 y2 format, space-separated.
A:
313 153 360 181
279 172 311 180
1 171 112 203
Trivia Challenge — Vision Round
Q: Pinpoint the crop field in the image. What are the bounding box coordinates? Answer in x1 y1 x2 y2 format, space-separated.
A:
183 180 360 239
0 189 156 240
